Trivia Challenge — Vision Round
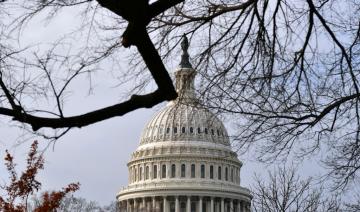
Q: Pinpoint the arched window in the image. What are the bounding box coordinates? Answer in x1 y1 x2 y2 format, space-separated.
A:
225 167 228 181
231 168 234 182
145 166 149 180
211 129 214 135
190 127 194 133
217 129 220 136
218 166 222 180
134 168 137 182
153 165 158 179
182 127 186 133
139 167 143 180
181 164 186 178
205 128 208 134
162 164 167 178
166 127 170 134
201 164 205 178
210 165 214 179
171 164 176 178
174 127 177 133
191 164 196 178
197 127 201 134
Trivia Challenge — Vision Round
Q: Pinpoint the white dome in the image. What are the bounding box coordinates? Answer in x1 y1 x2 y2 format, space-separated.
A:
140 101 230 146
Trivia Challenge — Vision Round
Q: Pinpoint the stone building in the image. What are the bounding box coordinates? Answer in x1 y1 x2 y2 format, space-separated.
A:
117 36 252 212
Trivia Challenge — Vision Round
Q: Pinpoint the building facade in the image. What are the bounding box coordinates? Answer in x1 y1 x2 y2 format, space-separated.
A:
117 36 252 212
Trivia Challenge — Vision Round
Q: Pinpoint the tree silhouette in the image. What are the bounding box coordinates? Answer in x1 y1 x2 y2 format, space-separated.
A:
0 0 359 189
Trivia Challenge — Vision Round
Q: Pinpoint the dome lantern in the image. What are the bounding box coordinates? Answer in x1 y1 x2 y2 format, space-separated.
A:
175 35 197 103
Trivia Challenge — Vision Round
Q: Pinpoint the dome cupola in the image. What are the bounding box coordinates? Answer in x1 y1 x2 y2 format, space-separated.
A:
175 35 196 102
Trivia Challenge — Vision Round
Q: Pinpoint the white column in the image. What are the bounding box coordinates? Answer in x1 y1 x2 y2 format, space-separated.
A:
127 200 131 212
158 162 161 179
221 198 224 212
186 161 190 178
150 162 153 180
152 197 156 211
236 201 240 212
167 161 171 178
175 196 180 212
137 164 140 181
134 199 138 212
142 198 146 212
147 199 151 212
128 167 131 183
176 161 180 177
187 196 191 212
230 200 233 212
156 198 162 212
237 168 240 184
199 196 203 212
163 196 168 212
210 197 214 212
196 162 200 178
142 163 146 181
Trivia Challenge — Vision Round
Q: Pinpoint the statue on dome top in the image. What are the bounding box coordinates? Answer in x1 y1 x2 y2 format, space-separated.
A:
179 34 193 69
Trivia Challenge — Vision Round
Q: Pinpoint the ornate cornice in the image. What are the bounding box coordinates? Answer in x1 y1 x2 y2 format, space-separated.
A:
130 142 237 161
127 154 241 167
118 182 252 200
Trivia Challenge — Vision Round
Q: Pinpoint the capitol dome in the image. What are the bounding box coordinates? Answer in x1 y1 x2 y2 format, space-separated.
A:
117 36 251 212
139 99 230 146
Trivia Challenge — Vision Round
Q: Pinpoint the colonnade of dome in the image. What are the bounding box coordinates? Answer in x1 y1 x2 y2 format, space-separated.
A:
117 36 251 212
118 196 250 212
128 159 241 185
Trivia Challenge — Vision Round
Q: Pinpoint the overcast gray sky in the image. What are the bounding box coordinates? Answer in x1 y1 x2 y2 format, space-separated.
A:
0 9 260 203
0 2 329 207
